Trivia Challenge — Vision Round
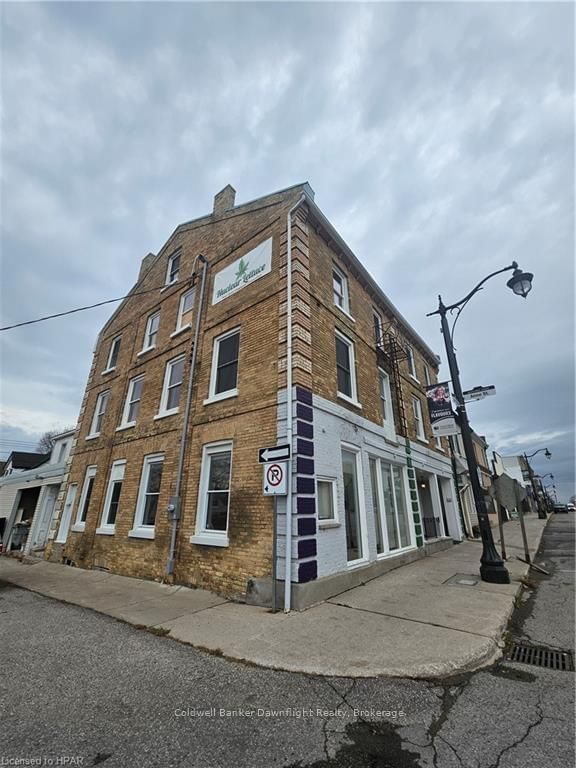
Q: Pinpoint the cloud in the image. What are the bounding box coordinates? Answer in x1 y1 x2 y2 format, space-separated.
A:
1 2 573 499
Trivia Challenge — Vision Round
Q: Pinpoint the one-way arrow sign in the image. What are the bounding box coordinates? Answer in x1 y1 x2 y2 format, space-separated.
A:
258 444 291 463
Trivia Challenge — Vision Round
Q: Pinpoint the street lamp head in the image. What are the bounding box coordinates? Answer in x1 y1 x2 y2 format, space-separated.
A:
506 267 534 298
545 449 552 459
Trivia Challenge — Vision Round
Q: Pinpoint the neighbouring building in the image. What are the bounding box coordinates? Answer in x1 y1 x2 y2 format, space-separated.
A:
45 183 462 609
0 433 74 553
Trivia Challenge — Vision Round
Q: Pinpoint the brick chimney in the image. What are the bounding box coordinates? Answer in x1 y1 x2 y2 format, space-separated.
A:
213 184 236 216
138 252 156 282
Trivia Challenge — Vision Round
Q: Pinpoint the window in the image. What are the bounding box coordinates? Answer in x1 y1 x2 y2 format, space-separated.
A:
381 461 411 550
73 465 97 531
157 355 185 417
57 442 68 463
341 447 364 563
373 311 384 349
435 436 444 451
119 375 144 428
412 396 426 441
405 345 417 379
206 328 240 403
191 442 233 546
423 364 432 387
142 312 160 351
332 266 350 314
130 454 164 538
175 289 195 333
104 336 121 373
97 461 126 533
369 458 385 555
335 331 359 404
88 390 110 438
166 252 180 285
317 478 337 525
378 370 393 427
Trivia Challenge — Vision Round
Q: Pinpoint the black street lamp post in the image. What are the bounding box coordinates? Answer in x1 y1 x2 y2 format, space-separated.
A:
428 262 534 584
523 449 552 518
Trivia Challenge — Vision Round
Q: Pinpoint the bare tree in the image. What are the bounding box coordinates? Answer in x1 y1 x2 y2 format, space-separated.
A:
36 426 75 454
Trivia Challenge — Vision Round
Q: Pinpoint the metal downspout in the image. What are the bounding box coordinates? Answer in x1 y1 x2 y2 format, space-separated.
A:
165 254 208 577
284 194 306 612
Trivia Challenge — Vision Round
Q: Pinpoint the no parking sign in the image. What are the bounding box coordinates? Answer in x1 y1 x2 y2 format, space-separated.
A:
263 462 288 496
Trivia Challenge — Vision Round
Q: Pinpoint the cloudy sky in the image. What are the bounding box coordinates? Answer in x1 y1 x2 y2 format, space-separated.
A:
1 2 573 499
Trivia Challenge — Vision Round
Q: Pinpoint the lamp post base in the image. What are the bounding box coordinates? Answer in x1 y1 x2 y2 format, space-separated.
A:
480 561 511 584
538 511 547 520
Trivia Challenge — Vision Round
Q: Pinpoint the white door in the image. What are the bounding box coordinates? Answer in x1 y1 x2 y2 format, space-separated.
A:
56 484 77 544
32 485 59 550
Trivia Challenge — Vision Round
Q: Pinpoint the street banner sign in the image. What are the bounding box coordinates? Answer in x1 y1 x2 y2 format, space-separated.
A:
263 462 288 495
426 382 460 437
258 444 291 463
463 385 496 402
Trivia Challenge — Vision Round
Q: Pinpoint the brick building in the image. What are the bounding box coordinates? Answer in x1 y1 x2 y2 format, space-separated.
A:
46 183 462 609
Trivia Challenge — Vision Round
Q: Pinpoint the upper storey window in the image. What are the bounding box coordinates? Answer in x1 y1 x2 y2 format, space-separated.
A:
166 252 181 286
405 344 417 380
103 336 121 373
332 266 350 315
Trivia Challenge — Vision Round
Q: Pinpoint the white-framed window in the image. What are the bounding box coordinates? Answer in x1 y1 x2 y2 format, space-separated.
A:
129 454 164 539
332 266 350 314
369 458 412 553
373 310 384 349
156 355 185 418
435 436 444 451
378 369 394 430
191 441 233 547
96 460 126 534
174 288 195 334
119 375 144 429
341 445 366 564
72 465 97 532
205 328 240 404
141 312 160 352
423 364 432 387
103 336 121 373
335 330 359 405
412 396 426 441
87 390 110 438
166 251 181 285
317 477 338 526
57 442 68 463
405 344 417 379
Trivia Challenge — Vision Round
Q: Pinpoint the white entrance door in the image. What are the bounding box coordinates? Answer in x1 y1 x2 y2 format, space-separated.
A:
55 484 77 544
32 485 59 550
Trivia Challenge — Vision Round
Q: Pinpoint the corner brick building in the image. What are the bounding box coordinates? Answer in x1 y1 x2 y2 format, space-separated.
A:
46 183 462 609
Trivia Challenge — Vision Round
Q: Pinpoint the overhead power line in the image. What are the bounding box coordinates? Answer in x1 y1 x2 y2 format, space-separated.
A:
0 277 194 332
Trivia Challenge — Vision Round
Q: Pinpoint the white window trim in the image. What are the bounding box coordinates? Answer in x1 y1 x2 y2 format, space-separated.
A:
139 312 160 355
423 364 432 388
87 390 110 439
165 251 181 286
156 354 185 418
435 436 444 451
332 265 353 318
96 460 126 535
341 442 369 567
373 310 384 349
317 476 339 528
129 453 164 539
118 375 145 429
371 458 415 557
72 465 97 532
103 336 121 374
335 330 361 408
378 368 395 436
174 288 195 335
191 440 233 547
412 396 427 442
204 327 240 405
405 344 418 381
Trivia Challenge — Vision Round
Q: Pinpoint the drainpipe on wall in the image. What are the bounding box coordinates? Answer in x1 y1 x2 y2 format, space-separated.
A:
284 194 306 613
165 254 209 577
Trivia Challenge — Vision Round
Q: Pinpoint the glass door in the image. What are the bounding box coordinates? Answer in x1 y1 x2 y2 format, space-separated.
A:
341 448 364 563
370 459 413 554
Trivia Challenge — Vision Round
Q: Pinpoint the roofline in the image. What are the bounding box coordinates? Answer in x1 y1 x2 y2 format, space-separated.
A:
301 190 440 364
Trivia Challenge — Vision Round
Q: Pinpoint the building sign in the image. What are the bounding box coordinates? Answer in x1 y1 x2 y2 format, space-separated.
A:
212 237 272 305
426 382 459 437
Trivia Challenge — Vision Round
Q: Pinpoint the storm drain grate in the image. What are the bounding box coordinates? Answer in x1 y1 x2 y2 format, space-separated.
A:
507 643 574 671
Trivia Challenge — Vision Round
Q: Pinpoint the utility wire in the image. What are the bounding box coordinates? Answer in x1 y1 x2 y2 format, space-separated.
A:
0 277 195 332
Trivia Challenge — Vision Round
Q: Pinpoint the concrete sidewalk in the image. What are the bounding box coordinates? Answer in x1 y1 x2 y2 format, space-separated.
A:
0 515 548 678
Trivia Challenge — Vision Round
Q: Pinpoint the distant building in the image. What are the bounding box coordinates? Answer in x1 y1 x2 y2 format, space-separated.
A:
0 432 74 553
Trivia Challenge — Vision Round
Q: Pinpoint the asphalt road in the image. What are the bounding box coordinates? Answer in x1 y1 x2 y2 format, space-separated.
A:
1 514 573 768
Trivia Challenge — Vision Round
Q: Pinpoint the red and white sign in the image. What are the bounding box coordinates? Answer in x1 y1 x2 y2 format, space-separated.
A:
263 462 288 496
